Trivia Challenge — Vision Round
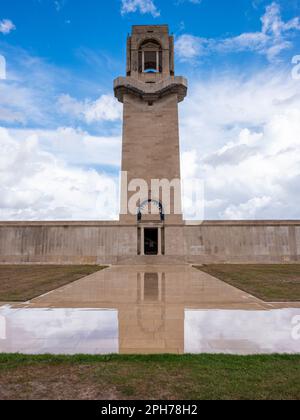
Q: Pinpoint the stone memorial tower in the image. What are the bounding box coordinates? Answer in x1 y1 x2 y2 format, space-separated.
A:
0 25 298 265
114 25 187 256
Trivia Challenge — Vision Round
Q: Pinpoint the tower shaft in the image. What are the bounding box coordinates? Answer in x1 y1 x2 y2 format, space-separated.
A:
114 25 187 225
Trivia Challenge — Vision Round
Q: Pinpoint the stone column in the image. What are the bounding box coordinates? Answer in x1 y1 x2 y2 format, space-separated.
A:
141 227 145 256
158 227 162 256
142 51 145 73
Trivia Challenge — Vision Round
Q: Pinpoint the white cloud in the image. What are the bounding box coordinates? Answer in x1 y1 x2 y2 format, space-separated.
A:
0 80 47 125
0 45 76 126
0 45 123 221
176 2 300 61
0 19 15 35
261 2 300 36
9 126 122 168
0 59 121 127
180 69 300 219
0 43 121 129
0 127 120 220
0 55 6 80
222 196 273 219
121 0 160 17
58 94 122 123
176 35 208 59
54 0 66 12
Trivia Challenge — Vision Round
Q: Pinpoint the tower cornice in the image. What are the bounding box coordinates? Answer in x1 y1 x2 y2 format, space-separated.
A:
114 76 188 104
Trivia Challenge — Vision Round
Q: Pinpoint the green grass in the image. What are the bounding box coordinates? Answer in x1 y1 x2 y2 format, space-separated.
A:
0 354 299 400
0 265 105 302
196 264 300 302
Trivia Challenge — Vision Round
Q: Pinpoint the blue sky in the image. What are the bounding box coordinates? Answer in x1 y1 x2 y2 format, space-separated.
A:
0 0 300 220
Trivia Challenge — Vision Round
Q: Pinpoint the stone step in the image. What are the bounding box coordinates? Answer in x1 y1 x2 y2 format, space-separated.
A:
116 255 186 265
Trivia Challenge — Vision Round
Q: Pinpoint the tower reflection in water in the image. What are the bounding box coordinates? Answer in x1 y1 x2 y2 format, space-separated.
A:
120 272 184 354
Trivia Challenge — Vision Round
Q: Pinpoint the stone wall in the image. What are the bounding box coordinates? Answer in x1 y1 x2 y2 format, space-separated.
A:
0 222 137 265
0 221 299 264
166 221 300 264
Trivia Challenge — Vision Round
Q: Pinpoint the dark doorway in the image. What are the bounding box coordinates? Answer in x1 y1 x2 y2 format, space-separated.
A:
144 228 158 255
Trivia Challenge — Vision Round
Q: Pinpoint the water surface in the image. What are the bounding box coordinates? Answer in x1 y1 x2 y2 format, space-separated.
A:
0 265 299 355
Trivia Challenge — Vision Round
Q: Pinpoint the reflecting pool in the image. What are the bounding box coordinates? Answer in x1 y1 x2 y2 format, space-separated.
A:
0 265 299 355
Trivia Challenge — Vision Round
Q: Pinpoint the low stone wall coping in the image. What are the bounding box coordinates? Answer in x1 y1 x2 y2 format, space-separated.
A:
0 220 299 227
0 221 122 227
184 220 300 227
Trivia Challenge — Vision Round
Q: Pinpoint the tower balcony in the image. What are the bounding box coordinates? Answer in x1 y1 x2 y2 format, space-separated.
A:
114 76 188 104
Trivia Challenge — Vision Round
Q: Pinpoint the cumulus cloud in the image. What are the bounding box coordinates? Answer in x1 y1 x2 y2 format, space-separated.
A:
176 2 300 61
0 19 16 35
176 35 207 60
222 196 273 219
10 126 122 168
180 69 300 219
0 127 119 220
121 0 160 17
58 94 122 123
0 44 124 221
0 80 45 125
